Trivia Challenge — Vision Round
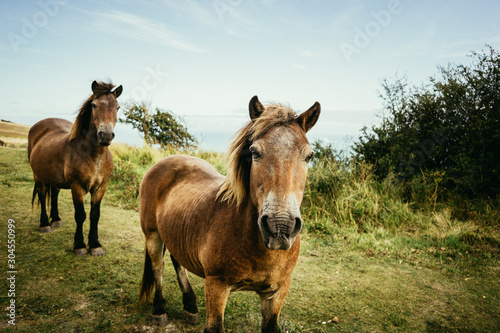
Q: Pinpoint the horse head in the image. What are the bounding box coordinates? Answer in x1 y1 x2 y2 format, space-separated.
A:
90 80 123 146
248 96 320 250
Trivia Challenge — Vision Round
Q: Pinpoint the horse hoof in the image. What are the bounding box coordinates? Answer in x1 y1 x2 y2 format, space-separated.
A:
90 247 104 256
74 248 88 256
51 221 62 228
184 310 199 324
151 313 168 326
40 226 52 233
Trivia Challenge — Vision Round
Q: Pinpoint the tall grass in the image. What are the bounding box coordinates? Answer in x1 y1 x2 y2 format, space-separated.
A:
107 144 163 208
107 142 499 255
302 141 499 256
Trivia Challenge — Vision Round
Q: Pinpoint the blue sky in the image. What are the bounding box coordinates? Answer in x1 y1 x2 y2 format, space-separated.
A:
1 0 499 151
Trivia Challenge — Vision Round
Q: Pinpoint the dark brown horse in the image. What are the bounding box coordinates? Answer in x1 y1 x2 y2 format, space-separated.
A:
139 96 320 332
28 81 122 256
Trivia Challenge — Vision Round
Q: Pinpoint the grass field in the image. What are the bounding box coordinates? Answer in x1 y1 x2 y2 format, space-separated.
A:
1 121 499 332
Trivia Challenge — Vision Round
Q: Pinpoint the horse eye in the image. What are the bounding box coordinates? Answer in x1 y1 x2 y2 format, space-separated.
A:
249 146 261 160
91 102 97 109
305 152 314 163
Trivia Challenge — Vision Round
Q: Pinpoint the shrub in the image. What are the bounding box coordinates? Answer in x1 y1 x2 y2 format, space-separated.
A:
120 102 197 150
354 46 500 197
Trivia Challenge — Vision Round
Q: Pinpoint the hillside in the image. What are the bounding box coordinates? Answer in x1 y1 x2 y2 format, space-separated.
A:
0 120 31 148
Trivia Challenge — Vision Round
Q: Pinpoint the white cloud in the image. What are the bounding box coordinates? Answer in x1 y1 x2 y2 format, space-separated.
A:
162 0 261 37
90 10 203 53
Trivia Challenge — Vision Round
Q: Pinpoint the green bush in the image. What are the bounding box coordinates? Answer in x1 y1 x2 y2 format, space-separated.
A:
354 46 500 197
302 140 499 249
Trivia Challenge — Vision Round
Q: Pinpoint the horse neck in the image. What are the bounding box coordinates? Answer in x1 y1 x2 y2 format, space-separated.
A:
71 119 109 157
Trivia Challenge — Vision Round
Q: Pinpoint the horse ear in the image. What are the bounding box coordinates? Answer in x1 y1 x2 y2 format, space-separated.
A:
91 80 99 94
249 95 265 121
297 102 321 133
113 85 123 98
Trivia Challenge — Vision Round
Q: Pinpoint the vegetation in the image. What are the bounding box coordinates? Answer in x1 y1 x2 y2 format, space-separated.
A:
1 142 499 332
354 46 500 197
120 102 197 150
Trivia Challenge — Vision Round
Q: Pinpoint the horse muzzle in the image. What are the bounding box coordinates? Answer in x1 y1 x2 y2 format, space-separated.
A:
97 130 115 146
257 212 303 250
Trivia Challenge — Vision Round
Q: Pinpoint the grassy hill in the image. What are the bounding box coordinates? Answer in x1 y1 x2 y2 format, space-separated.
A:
0 120 31 148
0 122 499 332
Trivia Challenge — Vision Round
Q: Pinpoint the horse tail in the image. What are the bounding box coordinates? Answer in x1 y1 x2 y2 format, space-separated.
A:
139 246 155 304
31 183 50 210
31 184 38 210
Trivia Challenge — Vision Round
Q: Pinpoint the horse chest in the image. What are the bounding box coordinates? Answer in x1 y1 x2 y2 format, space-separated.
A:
91 156 105 182
223 246 298 294
230 272 277 293
70 154 110 190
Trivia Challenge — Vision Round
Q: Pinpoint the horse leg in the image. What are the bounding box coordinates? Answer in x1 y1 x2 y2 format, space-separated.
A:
144 232 168 325
170 255 199 324
204 276 230 333
71 184 87 256
258 279 291 333
88 183 108 256
36 183 51 233
49 186 62 228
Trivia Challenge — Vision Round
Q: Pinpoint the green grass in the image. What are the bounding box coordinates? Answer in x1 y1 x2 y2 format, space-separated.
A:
1 143 499 332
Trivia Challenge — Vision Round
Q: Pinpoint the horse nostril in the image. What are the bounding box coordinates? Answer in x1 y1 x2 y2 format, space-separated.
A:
292 217 303 236
260 215 272 235
111 133 115 139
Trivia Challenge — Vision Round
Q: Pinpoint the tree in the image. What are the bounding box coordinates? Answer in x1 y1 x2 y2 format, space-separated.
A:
354 46 500 197
120 102 197 150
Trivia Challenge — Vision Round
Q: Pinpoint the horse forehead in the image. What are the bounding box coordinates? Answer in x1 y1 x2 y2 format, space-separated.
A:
262 124 307 151
94 94 117 108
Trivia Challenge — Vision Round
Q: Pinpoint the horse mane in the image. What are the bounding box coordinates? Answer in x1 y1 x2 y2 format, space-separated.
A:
69 81 116 141
217 103 298 207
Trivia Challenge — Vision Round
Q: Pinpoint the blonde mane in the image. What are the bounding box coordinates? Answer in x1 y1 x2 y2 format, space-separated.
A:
217 104 298 207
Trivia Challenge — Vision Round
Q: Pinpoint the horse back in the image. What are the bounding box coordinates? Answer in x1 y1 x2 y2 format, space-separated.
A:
140 155 224 276
140 154 224 230
28 118 72 161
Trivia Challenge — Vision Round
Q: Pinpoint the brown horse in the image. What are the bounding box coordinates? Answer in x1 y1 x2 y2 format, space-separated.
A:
28 80 122 256
139 96 320 332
